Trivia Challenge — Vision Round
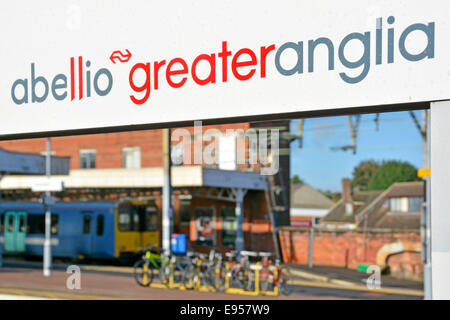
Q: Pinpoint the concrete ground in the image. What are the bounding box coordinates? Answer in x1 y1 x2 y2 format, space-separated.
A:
287 264 424 290
0 259 423 300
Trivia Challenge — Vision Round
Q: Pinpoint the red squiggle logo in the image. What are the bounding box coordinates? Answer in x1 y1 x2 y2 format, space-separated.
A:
110 49 132 64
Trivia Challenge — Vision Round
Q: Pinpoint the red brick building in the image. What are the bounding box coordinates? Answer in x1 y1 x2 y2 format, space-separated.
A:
0 121 290 254
0 123 252 170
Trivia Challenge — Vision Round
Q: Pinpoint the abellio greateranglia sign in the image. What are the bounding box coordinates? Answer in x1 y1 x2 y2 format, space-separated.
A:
1 0 450 138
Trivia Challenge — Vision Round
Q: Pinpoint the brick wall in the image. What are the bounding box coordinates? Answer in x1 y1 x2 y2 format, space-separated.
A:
279 227 422 280
0 123 252 170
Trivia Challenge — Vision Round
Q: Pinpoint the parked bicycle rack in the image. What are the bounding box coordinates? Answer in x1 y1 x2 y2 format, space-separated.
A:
143 259 281 296
224 262 279 296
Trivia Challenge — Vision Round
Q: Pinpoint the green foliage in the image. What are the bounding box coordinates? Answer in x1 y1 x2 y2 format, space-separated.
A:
291 174 304 184
351 160 380 191
320 190 342 203
367 160 420 190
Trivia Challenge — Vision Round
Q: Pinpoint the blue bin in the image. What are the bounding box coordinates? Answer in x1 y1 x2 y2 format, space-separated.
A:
171 233 187 255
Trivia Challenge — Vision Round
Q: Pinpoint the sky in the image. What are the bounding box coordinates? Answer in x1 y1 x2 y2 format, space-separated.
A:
289 110 424 192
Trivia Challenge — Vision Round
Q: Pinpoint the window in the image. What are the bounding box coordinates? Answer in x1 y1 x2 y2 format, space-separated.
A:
389 197 422 213
80 149 96 169
118 204 158 232
27 215 42 234
0 214 3 233
27 214 58 235
314 217 322 226
179 198 191 226
345 202 353 215
144 206 159 231
221 207 237 248
390 197 402 212
19 215 26 233
8 215 13 232
118 204 132 231
122 147 141 169
132 207 140 231
408 197 422 212
97 215 104 236
83 215 91 234
51 215 59 234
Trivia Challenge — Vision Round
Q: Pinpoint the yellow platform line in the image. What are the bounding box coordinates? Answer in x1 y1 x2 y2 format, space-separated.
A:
81 265 134 274
0 288 123 300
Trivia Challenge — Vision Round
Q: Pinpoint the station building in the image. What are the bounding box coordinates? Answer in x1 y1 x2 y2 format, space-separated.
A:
0 121 292 254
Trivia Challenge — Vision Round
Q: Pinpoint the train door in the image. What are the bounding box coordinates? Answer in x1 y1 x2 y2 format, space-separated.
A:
80 212 95 257
4 211 27 252
139 205 159 249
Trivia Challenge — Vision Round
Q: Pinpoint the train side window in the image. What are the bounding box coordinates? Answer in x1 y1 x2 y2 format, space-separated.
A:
28 215 44 234
97 215 104 236
145 206 159 231
83 215 91 234
118 204 131 231
51 215 59 235
27 214 58 235
8 215 14 232
19 215 26 233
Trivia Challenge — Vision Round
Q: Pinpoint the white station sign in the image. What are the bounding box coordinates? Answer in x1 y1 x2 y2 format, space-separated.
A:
0 0 449 138
31 178 64 192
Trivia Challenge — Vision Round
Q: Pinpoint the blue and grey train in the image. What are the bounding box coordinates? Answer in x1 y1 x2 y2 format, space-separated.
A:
0 200 160 261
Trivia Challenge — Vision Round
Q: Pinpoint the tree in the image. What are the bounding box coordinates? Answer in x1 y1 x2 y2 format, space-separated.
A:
368 160 420 190
291 174 304 184
351 160 380 191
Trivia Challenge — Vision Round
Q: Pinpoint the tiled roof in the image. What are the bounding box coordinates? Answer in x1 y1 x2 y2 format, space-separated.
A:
322 181 424 229
384 181 423 198
374 213 420 230
290 183 335 209
321 191 382 223
356 181 424 230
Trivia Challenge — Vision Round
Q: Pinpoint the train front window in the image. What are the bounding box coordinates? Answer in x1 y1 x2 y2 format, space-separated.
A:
144 206 159 231
132 207 140 231
118 204 132 231
118 203 158 232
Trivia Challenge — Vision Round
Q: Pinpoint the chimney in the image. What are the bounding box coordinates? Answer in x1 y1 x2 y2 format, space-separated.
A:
341 178 352 202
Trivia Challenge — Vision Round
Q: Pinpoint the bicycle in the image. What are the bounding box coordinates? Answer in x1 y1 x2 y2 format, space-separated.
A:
259 254 292 295
133 245 167 286
183 248 225 292
226 250 258 291
162 252 191 287
183 252 209 290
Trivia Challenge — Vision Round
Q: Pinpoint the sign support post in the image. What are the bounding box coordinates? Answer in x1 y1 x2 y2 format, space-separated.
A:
43 137 52 277
431 101 450 299
162 129 173 255
423 110 432 300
